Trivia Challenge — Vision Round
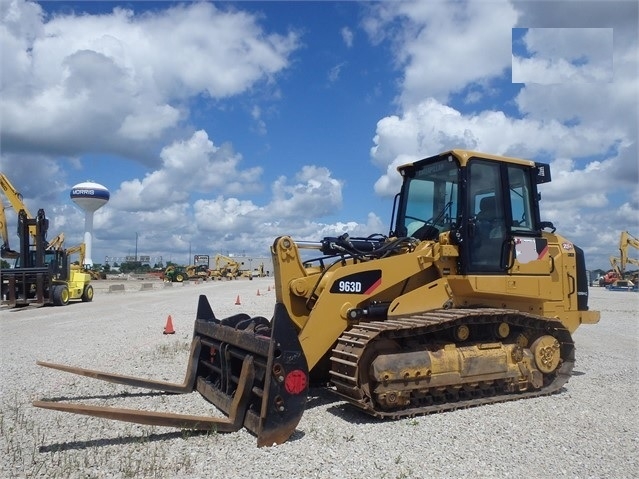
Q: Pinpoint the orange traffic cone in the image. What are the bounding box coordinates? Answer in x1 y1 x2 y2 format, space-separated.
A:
257 289 261 296
235 295 241 305
163 315 175 335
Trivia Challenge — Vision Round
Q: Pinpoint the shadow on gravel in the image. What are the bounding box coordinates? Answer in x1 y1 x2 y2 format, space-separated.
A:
322 385 575 426
304 386 379 425
286 429 306 442
39 390 170 402
36 389 327 451
39 426 309 452
304 386 341 410
0 306 33 313
38 430 211 453
42 386 344 413
1 302 84 313
325 402 379 425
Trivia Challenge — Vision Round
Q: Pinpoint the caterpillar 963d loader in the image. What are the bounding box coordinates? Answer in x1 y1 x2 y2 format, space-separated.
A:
34 150 599 446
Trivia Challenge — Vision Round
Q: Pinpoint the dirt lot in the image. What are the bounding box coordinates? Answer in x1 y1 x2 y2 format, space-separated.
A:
1 279 637 478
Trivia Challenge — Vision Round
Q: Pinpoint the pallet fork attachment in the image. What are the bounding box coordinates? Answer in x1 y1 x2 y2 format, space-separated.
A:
33 295 309 447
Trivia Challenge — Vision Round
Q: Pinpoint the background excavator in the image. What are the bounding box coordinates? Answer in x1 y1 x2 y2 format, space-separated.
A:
1 172 94 307
1 197 19 260
66 242 106 280
1 172 36 259
212 254 246 279
603 231 639 290
34 150 599 446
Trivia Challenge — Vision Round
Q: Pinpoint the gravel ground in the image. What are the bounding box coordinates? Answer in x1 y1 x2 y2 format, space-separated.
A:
1 278 637 479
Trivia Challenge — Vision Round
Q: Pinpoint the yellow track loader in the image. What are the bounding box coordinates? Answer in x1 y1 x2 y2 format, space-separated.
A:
34 150 599 446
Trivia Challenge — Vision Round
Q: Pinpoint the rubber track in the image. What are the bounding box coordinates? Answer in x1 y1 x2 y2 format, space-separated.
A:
329 308 575 419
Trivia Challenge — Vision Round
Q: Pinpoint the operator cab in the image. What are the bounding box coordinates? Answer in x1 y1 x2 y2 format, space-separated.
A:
14 249 70 280
393 150 551 274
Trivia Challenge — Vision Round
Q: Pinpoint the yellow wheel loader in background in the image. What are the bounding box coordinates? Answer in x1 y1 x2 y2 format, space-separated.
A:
34 150 599 446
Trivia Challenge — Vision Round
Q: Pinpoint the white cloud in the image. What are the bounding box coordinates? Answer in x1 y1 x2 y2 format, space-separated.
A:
512 55 613 83
190 165 351 255
0 0 300 162
512 28 613 84
108 160 347 256
522 27 613 63
269 165 343 219
117 104 181 141
194 196 261 233
371 98 625 189
250 105 267 135
0 155 68 206
328 61 347 84
109 130 263 211
341 26 354 48
365 0 519 106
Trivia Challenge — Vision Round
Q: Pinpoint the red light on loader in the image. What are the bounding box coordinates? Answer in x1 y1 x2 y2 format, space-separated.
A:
284 370 307 394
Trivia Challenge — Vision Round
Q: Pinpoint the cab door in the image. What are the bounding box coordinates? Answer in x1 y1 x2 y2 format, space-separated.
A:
465 159 550 275
466 159 509 273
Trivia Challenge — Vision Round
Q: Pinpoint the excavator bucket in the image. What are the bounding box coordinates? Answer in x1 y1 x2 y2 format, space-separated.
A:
34 295 309 447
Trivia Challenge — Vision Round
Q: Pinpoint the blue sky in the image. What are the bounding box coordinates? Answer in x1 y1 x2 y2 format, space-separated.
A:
1 0 637 270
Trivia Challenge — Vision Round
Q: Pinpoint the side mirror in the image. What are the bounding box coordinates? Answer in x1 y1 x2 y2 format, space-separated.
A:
539 221 556 233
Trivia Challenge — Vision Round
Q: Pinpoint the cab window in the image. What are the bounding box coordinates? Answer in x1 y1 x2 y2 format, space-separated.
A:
507 165 535 233
467 160 507 271
400 159 459 239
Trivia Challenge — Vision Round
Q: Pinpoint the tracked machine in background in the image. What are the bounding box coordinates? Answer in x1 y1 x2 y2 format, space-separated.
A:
163 264 211 282
34 150 599 446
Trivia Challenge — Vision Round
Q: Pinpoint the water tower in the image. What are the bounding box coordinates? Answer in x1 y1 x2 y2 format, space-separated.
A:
70 181 110 267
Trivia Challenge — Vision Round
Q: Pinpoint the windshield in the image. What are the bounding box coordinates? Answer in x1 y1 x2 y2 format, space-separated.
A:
15 250 58 268
397 157 460 239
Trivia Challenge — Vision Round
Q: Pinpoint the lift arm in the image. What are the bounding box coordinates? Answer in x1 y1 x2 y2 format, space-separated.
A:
0 198 19 258
619 231 639 273
0 172 38 241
